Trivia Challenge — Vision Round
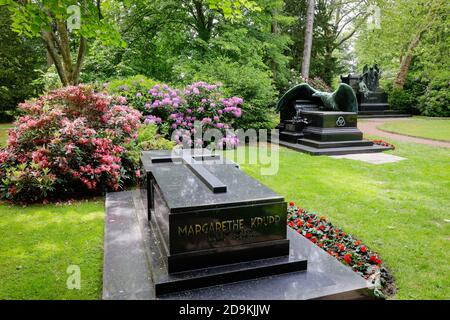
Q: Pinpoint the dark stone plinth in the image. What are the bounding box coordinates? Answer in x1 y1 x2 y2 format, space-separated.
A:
278 139 392 156
103 190 373 300
141 150 295 274
303 127 363 142
301 111 358 128
148 214 306 295
276 90 394 155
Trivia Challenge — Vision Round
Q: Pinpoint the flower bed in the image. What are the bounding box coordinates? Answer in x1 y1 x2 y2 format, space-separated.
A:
287 202 396 298
372 139 395 150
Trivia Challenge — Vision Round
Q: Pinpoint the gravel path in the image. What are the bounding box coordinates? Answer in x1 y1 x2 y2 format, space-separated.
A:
358 118 450 148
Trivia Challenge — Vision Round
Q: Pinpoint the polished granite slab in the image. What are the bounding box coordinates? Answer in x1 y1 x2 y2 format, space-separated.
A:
141 150 284 212
103 190 372 300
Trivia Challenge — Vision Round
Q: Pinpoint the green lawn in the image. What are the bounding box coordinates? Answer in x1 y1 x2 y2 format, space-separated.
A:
0 123 11 147
0 199 104 299
0 134 449 300
224 139 450 300
379 117 450 141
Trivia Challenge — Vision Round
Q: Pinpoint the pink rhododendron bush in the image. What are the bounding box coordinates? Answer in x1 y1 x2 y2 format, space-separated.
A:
0 85 142 203
111 81 243 148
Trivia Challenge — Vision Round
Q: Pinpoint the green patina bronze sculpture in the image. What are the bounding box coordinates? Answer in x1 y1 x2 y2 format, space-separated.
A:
276 83 358 113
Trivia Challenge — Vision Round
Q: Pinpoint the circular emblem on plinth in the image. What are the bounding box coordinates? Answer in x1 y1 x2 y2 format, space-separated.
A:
336 116 346 127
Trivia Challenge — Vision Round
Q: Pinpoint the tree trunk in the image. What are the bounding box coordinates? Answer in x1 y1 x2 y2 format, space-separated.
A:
394 28 428 89
41 30 69 86
301 0 315 80
73 36 87 85
271 10 278 79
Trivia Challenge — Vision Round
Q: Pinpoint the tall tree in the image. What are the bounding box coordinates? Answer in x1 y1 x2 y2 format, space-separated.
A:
0 9 46 114
393 0 445 89
1 0 124 86
355 0 448 89
301 0 315 79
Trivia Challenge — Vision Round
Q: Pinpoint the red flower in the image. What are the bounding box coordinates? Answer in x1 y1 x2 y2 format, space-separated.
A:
311 237 317 243
306 223 311 228
305 233 312 239
354 240 361 246
376 259 382 265
360 245 367 253
289 201 295 207
319 225 325 231
297 221 303 227
288 221 295 228
370 255 377 263
344 254 352 264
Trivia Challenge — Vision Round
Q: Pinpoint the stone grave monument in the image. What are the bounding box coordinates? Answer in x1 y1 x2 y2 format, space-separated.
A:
340 64 410 117
140 149 307 295
103 149 372 300
275 83 393 155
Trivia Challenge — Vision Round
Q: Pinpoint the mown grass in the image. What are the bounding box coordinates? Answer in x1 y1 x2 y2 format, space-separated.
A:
0 199 104 299
0 123 12 147
224 138 450 300
379 117 450 141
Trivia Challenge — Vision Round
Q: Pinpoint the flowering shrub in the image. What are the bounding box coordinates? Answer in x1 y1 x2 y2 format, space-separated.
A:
372 139 395 150
131 82 242 148
286 69 332 92
138 124 175 150
105 75 158 114
0 85 141 203
287 202 395 298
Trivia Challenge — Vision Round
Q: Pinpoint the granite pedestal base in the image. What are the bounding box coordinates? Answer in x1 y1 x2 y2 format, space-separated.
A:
278 110 393 155
103 190 373 300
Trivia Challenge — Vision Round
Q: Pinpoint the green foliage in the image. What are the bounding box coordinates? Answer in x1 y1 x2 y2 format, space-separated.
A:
0 163 56 204
2 0 125 48
137 124 175 150
284 69 332 92
31 65 63 92
388 88 414 113
105 75 158 113
0 9 46 119
417 75 450 117
175 57 277 129
355 0 449 116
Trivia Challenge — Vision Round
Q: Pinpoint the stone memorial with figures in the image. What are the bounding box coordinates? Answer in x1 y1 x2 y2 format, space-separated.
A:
276 83 393 155
340 64 410 117
140 149 307 295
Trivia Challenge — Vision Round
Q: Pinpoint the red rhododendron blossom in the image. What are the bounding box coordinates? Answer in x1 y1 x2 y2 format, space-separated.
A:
360 245 367 253
289 201 295 207
0 85 142 203
305 233 312 239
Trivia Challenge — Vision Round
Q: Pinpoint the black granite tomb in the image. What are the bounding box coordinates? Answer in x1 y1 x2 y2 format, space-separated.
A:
140 149 307 295
276 88 393 155
340 64 411 117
